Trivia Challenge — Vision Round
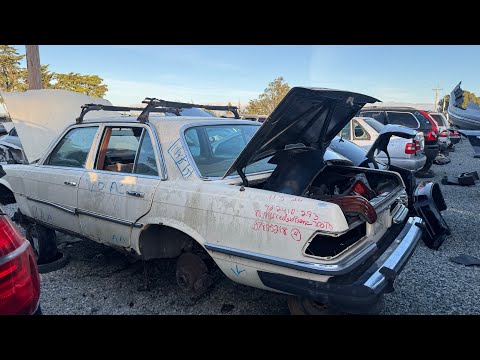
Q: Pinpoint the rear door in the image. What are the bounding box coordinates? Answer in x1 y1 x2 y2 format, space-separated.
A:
77 123 161 247
23 125 100 234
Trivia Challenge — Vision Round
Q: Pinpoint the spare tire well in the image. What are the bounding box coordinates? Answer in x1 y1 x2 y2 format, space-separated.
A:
139 224 200 260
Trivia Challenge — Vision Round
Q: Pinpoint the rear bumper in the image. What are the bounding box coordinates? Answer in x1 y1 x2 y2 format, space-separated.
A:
258 216 424 314
382 154 427 171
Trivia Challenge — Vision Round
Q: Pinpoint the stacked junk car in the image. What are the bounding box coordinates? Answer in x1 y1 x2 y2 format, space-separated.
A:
0 87 451 315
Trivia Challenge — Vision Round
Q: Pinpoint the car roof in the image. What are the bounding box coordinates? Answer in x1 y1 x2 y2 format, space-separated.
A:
361 106 418 111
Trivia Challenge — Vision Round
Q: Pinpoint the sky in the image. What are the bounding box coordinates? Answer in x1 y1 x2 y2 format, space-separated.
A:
4 45 480 109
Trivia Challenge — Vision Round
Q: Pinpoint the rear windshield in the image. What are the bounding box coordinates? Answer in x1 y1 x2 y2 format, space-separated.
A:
363 118 384 133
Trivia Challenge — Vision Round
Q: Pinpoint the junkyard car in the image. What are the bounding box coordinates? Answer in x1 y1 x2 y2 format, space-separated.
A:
340 116 426 171
0 88 425 315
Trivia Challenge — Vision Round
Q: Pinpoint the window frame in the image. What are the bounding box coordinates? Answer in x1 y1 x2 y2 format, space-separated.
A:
39 122 166 179
179 121 270 181
40 124 101 170
352 120 371 140
92 123 161 178
385 111 420 129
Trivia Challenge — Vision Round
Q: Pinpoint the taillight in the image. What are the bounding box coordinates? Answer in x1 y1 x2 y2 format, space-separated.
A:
450 130 460 136
439 130 448 138
419 110 438 140
415 140 421 151
426 130 437 141
0 215 40 315
405 142 417 154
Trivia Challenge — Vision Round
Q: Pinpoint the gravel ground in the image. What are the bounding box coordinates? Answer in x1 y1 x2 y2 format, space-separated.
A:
4 140 480 315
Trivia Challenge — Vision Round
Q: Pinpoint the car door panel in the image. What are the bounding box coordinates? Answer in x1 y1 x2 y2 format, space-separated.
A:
24 167 84 232
77 125 161 247
18 126 100 234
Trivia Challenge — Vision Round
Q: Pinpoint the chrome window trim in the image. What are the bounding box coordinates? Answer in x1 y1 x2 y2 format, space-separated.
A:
39 124 101 168
133 129 146 174
86 169 161 180
146 123 167 179
87 122 165 179
179 122 273 181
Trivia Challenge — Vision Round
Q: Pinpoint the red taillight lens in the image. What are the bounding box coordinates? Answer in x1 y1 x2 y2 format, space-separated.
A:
450 130 459 136
0 216 40 315
0 215 24 257
405 142 416 154
439 130 448 138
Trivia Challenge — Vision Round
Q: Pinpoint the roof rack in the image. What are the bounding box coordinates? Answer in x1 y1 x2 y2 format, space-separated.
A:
75 104 180 123
137 98 240 122
75 98 240 124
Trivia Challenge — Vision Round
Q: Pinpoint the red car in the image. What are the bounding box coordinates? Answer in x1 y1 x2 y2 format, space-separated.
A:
0 206 41 315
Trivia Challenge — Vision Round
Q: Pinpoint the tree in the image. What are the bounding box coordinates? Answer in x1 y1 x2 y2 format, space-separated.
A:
245 76 290 115
438 95 449 112
0 45 24 93
52 73 108 98
461 90 480 109
0 45 108 99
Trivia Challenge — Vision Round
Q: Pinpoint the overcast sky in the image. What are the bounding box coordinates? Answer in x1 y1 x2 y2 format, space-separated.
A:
4 45 480 109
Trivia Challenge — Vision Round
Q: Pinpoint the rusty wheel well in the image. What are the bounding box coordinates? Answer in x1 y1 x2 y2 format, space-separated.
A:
138 224 206 260
0 184 16 205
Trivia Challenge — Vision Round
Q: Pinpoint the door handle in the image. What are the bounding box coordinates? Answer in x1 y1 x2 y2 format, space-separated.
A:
64 181 77 186
126 190 145 198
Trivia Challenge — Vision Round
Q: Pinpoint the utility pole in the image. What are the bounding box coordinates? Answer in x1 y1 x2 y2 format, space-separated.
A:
432 84 443 112
25 45 42 90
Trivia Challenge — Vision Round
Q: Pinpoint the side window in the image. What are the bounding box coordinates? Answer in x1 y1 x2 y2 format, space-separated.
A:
185 128 200 156
359 111 386 123
339 123 351 139
387 112 419 128
96 127 142 173
133 131 159 176
353 121 371 140
46 127 98 168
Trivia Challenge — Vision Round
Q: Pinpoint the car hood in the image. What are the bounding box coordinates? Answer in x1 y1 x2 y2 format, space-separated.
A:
223 87 379 178
0 89 114 163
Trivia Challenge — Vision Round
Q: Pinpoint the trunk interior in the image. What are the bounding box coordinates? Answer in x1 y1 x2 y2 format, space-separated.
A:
244 152 405 259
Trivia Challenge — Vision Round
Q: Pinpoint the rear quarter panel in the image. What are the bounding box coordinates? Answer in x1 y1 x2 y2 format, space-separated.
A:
134 180 350 288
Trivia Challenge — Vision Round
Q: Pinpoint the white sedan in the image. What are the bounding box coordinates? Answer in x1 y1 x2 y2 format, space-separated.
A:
341 117 427 171
0 88 424 315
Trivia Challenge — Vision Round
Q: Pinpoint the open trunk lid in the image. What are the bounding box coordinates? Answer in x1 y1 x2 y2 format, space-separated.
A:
0 89 114 163
223 87 379 178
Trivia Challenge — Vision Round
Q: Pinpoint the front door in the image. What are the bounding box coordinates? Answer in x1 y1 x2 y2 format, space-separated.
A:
22 126 100 234
77 124 161 247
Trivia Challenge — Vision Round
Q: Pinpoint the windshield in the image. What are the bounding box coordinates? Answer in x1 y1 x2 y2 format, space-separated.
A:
363 117 384 133
429 113 447 127
184 124 276 177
